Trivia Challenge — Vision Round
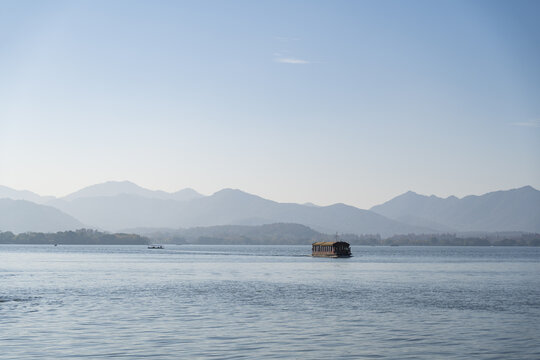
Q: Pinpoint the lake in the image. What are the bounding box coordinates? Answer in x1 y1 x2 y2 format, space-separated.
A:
1 245 539 359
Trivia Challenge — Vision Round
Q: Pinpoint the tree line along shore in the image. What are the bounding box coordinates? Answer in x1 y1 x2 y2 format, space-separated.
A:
0 229 148 245
0 226 539 246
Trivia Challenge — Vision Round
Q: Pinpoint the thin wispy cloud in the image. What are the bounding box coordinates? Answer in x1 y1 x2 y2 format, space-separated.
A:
510 120 540 128
272 38 310 64
274 57 310 64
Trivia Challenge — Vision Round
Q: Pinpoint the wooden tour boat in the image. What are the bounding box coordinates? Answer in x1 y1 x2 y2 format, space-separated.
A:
312 240 351 258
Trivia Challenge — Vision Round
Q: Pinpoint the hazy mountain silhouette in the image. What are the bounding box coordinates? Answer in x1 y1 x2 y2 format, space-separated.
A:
3 181 538 235
0 185 54 204
48 187 430 236
185 189 432 236
62 181 203 201
50 195 184 230
371 186 540 232
0 199 84 233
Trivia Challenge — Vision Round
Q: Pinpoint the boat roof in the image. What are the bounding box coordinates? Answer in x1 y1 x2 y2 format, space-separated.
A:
312 241 349 246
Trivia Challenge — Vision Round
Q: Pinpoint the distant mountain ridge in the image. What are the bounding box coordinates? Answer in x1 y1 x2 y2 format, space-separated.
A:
371 186 540 233
0 182 538 236
48 188 428 236
0 199 84 233
0 185 54 204
62 181 203 202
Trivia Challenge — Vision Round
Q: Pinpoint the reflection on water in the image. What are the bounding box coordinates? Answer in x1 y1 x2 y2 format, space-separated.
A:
1 245 539 359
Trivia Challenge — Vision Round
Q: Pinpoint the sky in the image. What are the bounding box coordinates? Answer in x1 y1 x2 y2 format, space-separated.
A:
0 0 539 208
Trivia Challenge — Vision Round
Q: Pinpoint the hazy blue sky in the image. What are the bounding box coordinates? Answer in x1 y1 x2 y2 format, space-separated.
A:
1 0 539 208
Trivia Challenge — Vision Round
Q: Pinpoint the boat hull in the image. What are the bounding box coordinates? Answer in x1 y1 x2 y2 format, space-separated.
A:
312 254 351 258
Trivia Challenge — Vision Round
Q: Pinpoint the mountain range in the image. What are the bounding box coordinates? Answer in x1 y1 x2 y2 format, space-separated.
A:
0 198 83 233
370 186 540 233
0 185 55 204
0 181 538 236
46 185 429 236
61 181 203 202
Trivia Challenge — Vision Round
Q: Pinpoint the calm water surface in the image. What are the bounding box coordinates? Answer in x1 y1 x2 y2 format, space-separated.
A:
1 245 539 359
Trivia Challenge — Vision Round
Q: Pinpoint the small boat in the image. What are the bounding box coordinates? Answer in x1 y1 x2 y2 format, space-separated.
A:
312 239 351 258
147 244 164 249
